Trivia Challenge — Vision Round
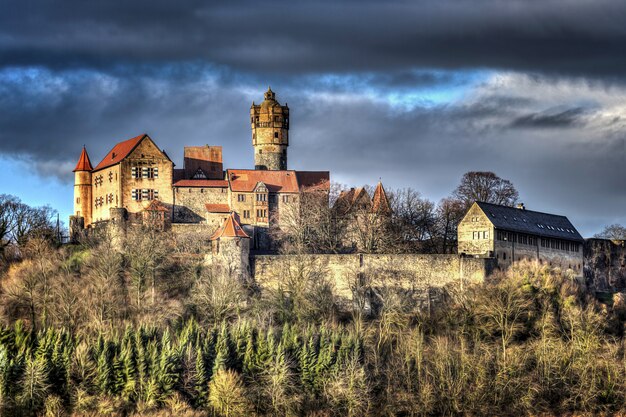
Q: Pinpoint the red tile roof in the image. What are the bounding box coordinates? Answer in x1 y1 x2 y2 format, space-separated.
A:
93 134 146 171
296 171 330 191
210 212 250 240
334 187 371 214
372 182 391 214
173 180 229 188
73 146 93 172
227 169 300 193
205 204 231 213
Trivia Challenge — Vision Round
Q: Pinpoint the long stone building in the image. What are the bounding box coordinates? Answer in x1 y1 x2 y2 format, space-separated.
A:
70 88 329 248
458 201 584 276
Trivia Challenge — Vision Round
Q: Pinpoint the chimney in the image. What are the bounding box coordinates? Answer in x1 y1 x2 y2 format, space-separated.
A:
517 203 525 210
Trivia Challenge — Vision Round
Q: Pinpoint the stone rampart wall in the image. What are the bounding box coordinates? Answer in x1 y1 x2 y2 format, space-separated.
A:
251 253 495 299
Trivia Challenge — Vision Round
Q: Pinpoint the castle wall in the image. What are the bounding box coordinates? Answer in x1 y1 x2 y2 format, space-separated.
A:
173 187 228 223
584 239 626 293
493 239 583 276
91 165 121 223
252 253 494 300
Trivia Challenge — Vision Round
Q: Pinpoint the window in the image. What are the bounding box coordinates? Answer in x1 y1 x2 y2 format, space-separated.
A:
503 252 507 260
132 189 158 201
482 231 489 239
238 194 246 202
282 195 289 203
256 193 267 202
472 231 478 240
243 210 250 219
274 132 279 138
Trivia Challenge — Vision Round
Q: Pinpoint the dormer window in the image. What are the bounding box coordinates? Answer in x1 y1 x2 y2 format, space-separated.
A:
192 168 207 179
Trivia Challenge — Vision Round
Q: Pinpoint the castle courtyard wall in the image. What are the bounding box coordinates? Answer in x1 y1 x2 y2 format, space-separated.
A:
173 187 228 223
251 253 494 300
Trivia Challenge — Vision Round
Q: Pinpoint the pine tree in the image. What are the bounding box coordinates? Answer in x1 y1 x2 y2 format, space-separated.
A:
212 323 233 375
194 347 208 407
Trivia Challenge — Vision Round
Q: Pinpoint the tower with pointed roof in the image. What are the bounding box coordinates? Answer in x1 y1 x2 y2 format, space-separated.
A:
250 87 289 171
209 212 251 280
73 146 93 227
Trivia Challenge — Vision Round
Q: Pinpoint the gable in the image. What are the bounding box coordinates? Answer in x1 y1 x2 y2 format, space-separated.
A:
93 134 171 172
127 135 170 161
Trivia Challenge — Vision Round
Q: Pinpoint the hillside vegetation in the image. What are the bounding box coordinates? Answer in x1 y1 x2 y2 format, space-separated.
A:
1 228 626 417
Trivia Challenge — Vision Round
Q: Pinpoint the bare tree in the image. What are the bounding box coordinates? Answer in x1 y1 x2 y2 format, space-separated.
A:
594 223 626 241
475 273 532 365
390 188 437 253
0 195 57 260
124 226 172 313
83 240 125 329
272 183 346 254
432 198 465 254
191 265 247 323
453 171 519 209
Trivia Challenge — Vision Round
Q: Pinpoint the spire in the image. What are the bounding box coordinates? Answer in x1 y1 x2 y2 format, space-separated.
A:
73 146 93 172
210 212 250 240
264 86 275 101
372 181 391 214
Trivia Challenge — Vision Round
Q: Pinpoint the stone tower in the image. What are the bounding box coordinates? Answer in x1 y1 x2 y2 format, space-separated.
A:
73 146 93 227
250 87 289 170
209 212 251 281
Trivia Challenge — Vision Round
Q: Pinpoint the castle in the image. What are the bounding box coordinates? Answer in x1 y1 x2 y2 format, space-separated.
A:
70 87 590 290
71 88 330 249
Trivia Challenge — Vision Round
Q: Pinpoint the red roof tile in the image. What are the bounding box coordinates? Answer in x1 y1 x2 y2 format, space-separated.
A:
73 146 93 172
210 212 250 240
205 204 231 213
173 180 229 188
296 171 330 191
372 182 391 214
227 169 300 193
334 187 371 214
93 134 146 171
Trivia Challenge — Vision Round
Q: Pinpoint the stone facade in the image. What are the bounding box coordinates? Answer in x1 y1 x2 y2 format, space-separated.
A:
173 186 228 223
252 253 495 300
250 87 289 171
458 202 584 277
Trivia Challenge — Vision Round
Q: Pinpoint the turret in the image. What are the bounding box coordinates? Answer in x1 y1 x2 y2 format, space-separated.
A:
250 87 289 170
73 146 93 227
209 212 251 281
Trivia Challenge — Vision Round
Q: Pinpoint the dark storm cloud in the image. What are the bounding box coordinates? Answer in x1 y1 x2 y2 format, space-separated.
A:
1 0 626 78
510 107 587 128
0 0 624 236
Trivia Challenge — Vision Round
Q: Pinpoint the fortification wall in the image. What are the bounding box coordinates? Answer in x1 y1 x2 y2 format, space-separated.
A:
584 239 626 293
251 253 494 299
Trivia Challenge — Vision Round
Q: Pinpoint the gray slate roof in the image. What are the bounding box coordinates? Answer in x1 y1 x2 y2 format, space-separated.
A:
475 201 584 242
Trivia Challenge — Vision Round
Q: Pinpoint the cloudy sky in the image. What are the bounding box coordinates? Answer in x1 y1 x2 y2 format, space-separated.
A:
1 0 624 236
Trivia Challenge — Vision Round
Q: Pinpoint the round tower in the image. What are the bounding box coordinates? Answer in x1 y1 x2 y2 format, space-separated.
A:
73 146 93 227
250 87 289 170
